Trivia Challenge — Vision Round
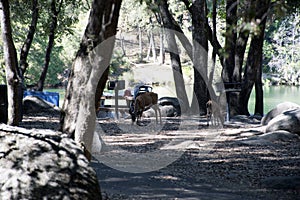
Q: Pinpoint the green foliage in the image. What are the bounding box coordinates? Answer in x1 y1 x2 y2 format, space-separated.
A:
119 0 152 31
263 9 300 80
110 50 132 78
7 0 88 87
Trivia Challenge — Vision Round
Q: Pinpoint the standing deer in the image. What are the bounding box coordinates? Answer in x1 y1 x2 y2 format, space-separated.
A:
206 100 224 127
131 92 162 125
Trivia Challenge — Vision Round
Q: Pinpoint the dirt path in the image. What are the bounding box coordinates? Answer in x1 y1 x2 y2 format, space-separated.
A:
20 113 300 200
92 116 299 199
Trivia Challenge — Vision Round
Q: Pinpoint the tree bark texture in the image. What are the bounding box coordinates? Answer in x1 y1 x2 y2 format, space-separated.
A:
191 0 209 115
61 0 122 159
0 0 22 126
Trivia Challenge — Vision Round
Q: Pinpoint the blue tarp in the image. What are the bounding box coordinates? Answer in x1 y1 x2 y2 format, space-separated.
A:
24 91 60 107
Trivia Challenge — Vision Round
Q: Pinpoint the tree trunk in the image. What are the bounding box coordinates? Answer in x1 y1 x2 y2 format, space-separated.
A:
159 28 165 64
209 0 217 87
20 0 39 80
191 0 209 115
138 26 143 62
233 0 254 83
239 0 270 115
156 0 193 60
150 30 157 62
255 64 264 116
222 0 238 82
0 0 22 125
146 29 156 62
165 29 190 113
119 31 126 56
157 0 189 112
61 0 122 159
36 0 62 91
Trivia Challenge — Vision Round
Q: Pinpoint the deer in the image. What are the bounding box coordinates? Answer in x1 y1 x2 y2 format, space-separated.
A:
206 100 224 127
131 92 162 125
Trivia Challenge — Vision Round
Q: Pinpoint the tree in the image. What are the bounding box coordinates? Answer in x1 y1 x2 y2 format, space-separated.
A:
10 0 85 89
36 0 63 91
191 0 209 115
205 0 272 116
0 0 22 125
19 0 39 81
118 0 153 62
155 0 190 113
181 0 209 114
265 9 300 84
61 0 122 159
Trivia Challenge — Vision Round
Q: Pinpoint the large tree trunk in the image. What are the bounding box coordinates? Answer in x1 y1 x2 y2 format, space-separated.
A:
222 0 238 83
20 0 39 80
232 0 254 82
221 0 239 116
0 0 22 126
157 0 189 113
191 0 209 115
36 0 62 91
222 0 257 116
165 29 190 113
239 0 270 115
255 63 264 116
159 28 165 64
209 0 217 88
61 0 122 159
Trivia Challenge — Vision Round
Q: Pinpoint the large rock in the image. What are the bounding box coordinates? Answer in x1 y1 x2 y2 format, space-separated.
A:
158 97 181 116
241 130 300 146
265 108 300 135
0 125 101 200
143 105 178 118
261 102 300 125
23 96 61 115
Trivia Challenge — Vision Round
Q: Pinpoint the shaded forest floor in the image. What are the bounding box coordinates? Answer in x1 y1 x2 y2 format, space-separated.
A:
20 112 300 200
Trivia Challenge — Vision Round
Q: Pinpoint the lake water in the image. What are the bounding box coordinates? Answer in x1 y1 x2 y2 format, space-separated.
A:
248 85 300 115
46 85 300 115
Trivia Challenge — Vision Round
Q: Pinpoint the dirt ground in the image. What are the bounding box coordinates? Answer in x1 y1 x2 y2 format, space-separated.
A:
20 112 300 200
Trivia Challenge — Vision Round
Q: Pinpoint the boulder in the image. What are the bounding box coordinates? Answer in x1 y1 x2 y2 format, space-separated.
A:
158 97 181 116
259 130 300 141
160 105 178 117
265 108 300 135
241 130 300 146
0 124 101 200
261 102 300 125
23 96 61 115
143 105 178 118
